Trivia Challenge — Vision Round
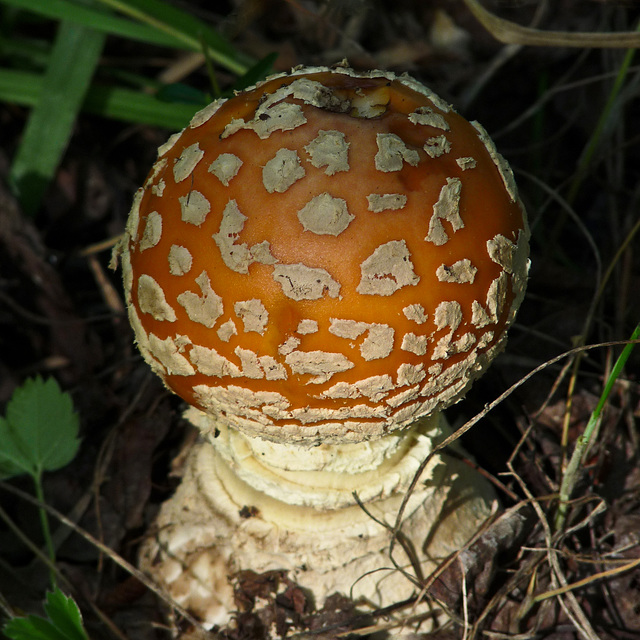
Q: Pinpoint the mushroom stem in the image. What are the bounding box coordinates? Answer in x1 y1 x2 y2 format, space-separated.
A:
139 413 496 628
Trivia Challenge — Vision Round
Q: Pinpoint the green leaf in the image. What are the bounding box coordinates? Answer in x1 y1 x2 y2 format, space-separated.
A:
0 68 203 130
43 589 89 640
0 0 196 49
9 19 106 216
0 377 80 481
95 0 252 75
0 416 33 478
3 588 89 640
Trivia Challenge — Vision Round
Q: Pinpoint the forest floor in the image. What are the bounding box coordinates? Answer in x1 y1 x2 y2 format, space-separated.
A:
1 1 639 639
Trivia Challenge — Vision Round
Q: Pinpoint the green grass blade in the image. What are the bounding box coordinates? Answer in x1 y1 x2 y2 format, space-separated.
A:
86 83 204 128
94 0 252 75
555 323 640 531
9 20 106 216
0 0 189 48
0 68 205 129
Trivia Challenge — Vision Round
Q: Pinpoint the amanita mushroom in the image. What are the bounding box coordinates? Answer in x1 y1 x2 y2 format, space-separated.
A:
114 64 529 629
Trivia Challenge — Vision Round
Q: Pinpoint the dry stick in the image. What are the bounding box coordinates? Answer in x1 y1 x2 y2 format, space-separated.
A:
462 0 640 48
0 481 204 631
533 556 640 603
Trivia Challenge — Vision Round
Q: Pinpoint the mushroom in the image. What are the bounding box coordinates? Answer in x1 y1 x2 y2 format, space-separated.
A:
114 65 529 629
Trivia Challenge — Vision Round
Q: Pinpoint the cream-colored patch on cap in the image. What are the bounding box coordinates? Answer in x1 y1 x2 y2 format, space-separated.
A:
321 382 360 400
227 102 307 140
179 190 211 226
125 189 143 242
401 333 427 356
189 99 224 128
139 211 162 251
486 271 509 323
385 386 420 408
148 157 167 185
434 300 462 331
157 131 181 159
193 384 289 424
148 333 195 376
234 347 268 379
403 304 427 324
360 324 394 361
423 135 451 158
304 130 350 175
258 355 288 381
273 263 341 300
396 363 426 386
471 121 518 202
455 332 477 353
357 239 419 296
213 200 277 274
329 318 368 340
471 300 493 328
329 319 394 360
151 179 165 197
408 106 450 130
208 153 243 186
425 177 463 246
137 274 177 322
176 271 224 328
234 299 269 335
375 133 420 172
487 234 517 273
168 245 193 276
189 344 241 378
264 77 350 114
278 336 300 355
456 157 477 170
296 319 318 334
173 143 205 182
217 319 237 342
367 194 407 212
355 375 395 402
297 193 354 236
436 259 477 284
262 149 305 193
285 350 354 384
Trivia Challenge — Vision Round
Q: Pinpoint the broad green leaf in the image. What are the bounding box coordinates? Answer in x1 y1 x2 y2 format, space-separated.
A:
2 589 88 640
43 589 89 640
3 615 69 640
3 377 80 479
0 415 33 478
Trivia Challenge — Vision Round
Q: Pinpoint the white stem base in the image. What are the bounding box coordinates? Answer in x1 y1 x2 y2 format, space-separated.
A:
139 410 496 631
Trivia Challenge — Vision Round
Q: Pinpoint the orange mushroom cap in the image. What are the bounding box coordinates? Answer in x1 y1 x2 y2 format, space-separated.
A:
118 65 529 444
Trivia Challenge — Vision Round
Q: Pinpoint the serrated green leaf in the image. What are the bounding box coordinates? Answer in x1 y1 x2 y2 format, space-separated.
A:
44 589 89 640
3 614 69 640
2 589 89 640
3 377 80 479
0 415 34 478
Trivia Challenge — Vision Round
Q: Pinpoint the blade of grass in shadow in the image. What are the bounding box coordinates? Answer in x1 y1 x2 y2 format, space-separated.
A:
0 68 205 129
1 0 189 49
555 322 640 532
9 20 106 216
95 0 253 75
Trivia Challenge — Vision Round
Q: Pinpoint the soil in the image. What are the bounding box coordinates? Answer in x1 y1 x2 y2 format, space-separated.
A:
1 1 639 639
